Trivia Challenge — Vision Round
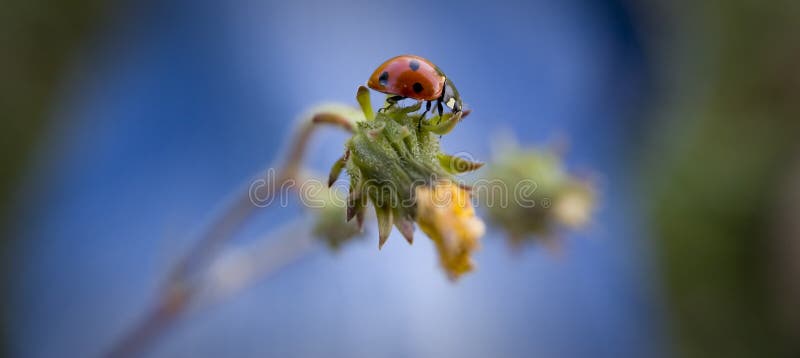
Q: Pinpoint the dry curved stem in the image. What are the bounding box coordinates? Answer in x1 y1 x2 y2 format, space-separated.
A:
199 217 319 307
104 112 354 358
105 219 318 358
168 111 353 287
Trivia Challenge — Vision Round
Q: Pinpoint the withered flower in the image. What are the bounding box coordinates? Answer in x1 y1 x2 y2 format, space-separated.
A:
416 181 485 279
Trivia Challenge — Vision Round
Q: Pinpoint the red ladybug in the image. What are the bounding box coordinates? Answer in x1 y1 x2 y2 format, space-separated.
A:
367 55 462 119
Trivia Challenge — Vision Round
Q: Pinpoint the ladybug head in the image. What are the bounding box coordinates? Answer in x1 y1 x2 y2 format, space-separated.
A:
442 78 463 113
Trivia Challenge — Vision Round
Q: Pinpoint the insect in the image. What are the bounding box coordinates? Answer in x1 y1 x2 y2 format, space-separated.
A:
367 55 462 121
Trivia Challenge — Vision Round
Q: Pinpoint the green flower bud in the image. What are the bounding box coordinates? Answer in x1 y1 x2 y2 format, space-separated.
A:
482 144 596 246
306 182 365 250
325 87 486 279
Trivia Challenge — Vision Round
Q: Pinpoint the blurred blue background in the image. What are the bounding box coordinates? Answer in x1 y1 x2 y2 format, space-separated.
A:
4 0 798 357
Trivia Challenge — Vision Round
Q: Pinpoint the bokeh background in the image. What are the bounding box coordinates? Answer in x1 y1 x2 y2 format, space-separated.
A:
2 0 799 357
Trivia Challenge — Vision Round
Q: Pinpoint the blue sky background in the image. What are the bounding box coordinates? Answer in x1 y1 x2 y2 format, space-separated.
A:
10 0 666 356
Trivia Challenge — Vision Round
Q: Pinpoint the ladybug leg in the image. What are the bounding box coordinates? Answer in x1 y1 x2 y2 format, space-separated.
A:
436 100 444 124
435 85 447 122
380 95 405 113
417 101 432 131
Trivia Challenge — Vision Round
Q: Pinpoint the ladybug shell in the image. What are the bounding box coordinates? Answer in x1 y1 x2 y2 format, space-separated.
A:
367 55 446 101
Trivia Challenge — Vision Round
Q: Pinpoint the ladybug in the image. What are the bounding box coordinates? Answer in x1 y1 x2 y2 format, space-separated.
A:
367 55 462 120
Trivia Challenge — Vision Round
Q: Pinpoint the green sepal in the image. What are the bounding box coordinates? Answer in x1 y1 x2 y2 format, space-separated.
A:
423 111 462 135
357 86 374 121
394 213 415 244
375 204 394 249
346 189 364 222
395 101 422 114
328 150 349 187
438 153 484 174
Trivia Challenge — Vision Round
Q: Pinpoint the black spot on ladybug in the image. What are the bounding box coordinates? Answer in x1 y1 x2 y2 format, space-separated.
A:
409 60 420 71
379 71 389 86
413 82 424 93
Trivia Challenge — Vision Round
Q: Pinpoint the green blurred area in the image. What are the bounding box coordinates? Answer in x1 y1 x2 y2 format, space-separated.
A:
0 0 106 215
0 0 106 355
642 0 800 356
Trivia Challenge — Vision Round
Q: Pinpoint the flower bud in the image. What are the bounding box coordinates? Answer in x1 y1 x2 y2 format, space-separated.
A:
482 145 596 246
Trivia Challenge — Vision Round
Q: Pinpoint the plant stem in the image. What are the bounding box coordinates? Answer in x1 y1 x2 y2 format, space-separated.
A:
104 112 353 357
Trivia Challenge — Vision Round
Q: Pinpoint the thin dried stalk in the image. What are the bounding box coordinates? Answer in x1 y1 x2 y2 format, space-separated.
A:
104 112 353 358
